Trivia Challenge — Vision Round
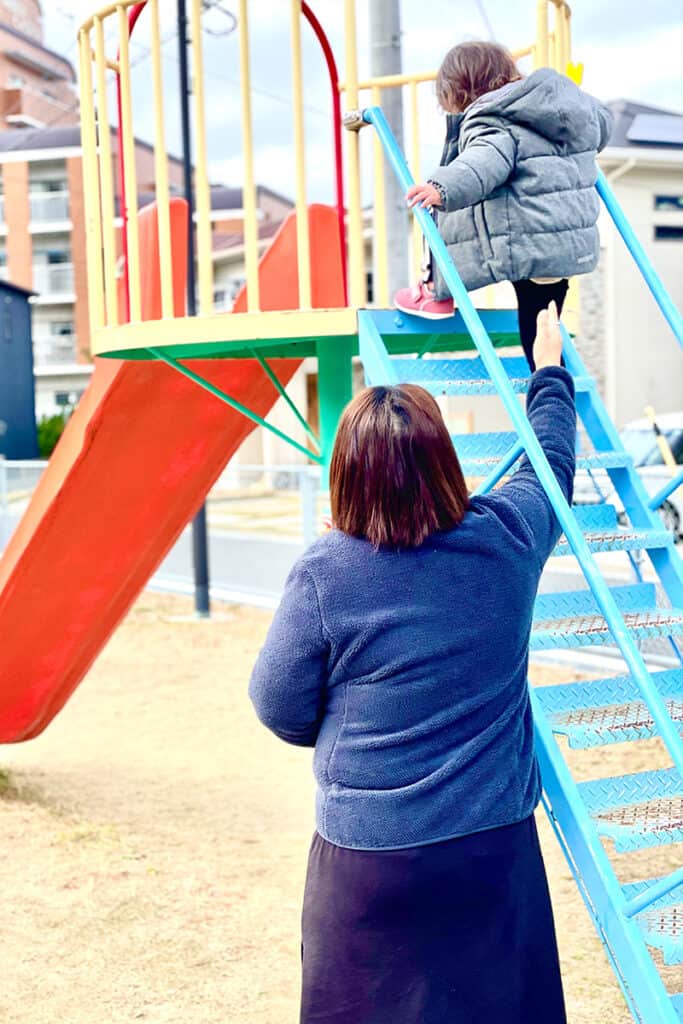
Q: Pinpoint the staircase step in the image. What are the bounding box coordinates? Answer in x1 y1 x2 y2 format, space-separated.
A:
535 582 656 619
451 431 631 476
390 355 592 396
579 768 683 852
534 669 683 747
622 877 683 965
553 526 672 556
531 583 683 650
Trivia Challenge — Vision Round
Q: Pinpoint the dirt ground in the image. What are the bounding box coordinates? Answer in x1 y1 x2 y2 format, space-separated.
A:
1 592 681 1024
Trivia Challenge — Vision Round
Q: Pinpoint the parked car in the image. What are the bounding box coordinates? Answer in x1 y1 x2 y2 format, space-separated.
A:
573 413 683 540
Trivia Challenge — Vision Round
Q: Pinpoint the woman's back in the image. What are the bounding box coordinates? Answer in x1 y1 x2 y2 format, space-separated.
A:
250 366 575 850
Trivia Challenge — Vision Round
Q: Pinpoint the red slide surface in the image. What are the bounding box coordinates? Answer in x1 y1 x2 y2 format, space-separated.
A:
0 202 344 742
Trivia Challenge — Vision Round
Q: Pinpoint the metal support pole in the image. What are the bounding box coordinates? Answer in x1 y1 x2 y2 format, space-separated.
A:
0 456 7 549
177 0 210 617
300 467 319 547
369 0 409 296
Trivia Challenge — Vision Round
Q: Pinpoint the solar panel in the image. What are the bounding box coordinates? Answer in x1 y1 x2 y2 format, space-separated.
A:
627 114 683 146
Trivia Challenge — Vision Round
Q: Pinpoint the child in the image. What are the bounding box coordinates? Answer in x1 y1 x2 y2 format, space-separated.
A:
394 41 613 370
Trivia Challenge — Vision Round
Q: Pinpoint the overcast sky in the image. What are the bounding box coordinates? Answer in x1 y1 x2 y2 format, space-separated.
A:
45 1 683 204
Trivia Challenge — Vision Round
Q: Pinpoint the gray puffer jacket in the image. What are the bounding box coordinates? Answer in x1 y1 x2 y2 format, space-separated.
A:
428 68 613 295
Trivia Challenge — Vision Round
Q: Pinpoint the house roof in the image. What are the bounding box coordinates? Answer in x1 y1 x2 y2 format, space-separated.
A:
0 279 34 298
212 219 281 254
0 124 80 152
606 99 683 150
0 125 186 164
0 19 76 80
209 184 294 209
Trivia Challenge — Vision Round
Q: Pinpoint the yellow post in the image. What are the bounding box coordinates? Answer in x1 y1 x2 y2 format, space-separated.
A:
535 0 549 68
238 0 260 312
409 79 423 279
555 6 566 71
344 0 366 307
78 27 106 335
371 85 388 308
148 0 173 319
93 15 118 327
190 0 213 316
290 0 312 309
118 3 141 322
563 4 572 69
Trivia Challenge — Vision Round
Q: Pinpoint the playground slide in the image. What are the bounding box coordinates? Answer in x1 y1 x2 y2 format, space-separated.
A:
0 202 345 743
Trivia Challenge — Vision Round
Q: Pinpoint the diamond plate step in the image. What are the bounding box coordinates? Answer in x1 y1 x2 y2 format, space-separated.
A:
390 355 593 396
579 768 683 852
534 669 683 747
553 526 672 557
451 431 632 476
622 877 683 965
531 583 683 650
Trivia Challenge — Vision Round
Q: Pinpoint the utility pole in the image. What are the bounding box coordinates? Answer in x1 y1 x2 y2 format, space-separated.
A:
369 0 409 298
177 0 211 618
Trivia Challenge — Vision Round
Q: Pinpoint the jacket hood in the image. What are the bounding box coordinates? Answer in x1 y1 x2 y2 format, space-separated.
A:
465 68 611 150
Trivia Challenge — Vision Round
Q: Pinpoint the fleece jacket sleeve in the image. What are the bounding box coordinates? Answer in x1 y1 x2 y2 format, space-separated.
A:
249 559 329 747
489 366 577 567
427 120 516 212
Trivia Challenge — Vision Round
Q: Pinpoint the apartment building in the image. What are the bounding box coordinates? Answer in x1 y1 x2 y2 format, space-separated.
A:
0 125 187 416
0 0 77 132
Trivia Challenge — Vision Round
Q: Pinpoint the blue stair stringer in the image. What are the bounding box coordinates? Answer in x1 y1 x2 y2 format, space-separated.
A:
355 105 683 1023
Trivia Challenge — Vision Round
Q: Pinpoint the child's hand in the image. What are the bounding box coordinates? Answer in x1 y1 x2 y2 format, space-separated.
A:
406 183 442 209
533 301 563 370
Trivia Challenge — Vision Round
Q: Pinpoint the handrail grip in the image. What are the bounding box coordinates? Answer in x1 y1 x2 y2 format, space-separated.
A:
597 170 683 349
361 104 683 777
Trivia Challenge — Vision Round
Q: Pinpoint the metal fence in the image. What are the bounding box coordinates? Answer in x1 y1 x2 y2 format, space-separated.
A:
0 460 322 603
0 457 679 665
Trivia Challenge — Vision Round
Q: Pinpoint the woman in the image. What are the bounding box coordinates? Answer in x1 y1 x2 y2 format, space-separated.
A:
249 304 574 1023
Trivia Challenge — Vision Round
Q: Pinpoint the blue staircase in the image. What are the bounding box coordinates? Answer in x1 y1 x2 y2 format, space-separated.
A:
354 106 683 1023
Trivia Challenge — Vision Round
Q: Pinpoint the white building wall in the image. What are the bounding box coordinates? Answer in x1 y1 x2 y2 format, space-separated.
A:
603 165 683 428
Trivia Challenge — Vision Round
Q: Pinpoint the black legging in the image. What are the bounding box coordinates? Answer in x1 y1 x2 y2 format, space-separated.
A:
512 279 569 372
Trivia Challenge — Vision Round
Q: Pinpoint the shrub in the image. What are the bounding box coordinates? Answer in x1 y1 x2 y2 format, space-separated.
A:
37 410 72 458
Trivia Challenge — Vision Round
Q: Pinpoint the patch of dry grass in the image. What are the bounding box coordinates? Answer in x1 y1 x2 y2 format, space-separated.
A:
0 593 680 1023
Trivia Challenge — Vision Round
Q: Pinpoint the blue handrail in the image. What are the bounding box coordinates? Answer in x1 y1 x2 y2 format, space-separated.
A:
360 104 683 777
648 468 683 512
596 170 683 348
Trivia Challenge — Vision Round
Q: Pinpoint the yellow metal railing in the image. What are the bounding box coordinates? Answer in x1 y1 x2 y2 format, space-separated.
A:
78 0 573 342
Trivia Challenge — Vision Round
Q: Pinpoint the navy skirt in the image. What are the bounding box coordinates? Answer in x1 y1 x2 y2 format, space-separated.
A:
301 815 566 1024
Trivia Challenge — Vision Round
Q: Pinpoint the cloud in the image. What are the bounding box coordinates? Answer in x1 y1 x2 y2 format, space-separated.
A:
580 23 683 108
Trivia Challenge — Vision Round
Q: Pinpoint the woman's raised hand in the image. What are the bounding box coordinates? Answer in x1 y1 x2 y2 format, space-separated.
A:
405 183 443 209
533 301 564 370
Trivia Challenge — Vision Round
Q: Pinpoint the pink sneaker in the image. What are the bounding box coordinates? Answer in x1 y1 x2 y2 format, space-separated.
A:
394 283 454 320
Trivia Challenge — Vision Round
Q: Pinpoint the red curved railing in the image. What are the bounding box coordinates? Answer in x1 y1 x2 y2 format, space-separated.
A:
116 1 147 323
115 1 348 319
301 2 348 303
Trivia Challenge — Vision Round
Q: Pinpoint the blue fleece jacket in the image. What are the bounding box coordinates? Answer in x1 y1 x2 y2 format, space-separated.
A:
249 366 576 850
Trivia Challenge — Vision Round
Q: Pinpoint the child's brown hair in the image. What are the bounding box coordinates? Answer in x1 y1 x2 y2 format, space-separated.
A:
436 41 521 113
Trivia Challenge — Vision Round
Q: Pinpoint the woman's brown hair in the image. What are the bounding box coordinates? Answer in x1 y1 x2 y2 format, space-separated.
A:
329 384 469 549
436 41 520 113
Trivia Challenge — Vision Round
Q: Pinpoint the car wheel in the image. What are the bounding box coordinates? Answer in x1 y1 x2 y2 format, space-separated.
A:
657 500 681 541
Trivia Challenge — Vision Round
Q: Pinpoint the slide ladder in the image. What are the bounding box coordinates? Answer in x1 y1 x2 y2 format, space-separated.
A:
355 106 683 1023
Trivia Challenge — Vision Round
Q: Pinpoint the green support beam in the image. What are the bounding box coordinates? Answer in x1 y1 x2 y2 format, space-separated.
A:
317 338 355 483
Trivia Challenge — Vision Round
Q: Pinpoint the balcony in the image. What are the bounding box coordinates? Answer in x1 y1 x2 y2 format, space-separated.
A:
29 191 71 227
32 333 77 367
32 263 75 301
